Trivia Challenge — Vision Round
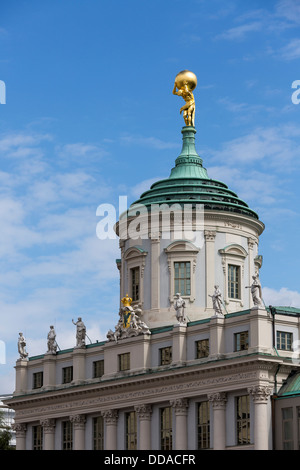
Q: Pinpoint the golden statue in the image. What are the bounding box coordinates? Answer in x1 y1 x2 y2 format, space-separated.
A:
173 70 197 127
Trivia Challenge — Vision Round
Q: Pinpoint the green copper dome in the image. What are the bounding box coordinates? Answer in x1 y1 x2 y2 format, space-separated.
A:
132 126 259 220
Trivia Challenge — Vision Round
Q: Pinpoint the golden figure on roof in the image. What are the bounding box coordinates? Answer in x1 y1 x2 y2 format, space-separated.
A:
173 70 197 127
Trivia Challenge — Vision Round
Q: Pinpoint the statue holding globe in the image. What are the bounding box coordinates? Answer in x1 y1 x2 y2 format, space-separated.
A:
173 70 197 127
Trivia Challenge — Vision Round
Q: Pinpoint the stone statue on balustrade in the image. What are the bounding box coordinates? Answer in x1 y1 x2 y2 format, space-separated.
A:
209 285 224 317
72 317 86 348
246 274 264 308
18 332 28 360
173 293 186 325
46 325 58 355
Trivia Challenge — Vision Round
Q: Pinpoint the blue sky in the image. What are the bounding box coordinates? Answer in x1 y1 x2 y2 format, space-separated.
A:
0 0 300 393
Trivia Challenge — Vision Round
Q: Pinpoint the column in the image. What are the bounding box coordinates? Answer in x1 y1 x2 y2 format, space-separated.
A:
40 418 56 450
248 385 272 450
170 398 189 450
204 230 216 311
103 410 118 450
135 404 152 450
70 414 86 450
13 423 27 450
150 232 160 312
208 392 227 450
247 238 256 307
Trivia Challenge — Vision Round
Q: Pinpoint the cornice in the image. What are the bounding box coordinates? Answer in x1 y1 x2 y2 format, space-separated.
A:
8 354 290 422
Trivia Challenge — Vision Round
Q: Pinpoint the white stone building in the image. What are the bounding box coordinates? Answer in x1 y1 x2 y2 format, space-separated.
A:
4 125 300 451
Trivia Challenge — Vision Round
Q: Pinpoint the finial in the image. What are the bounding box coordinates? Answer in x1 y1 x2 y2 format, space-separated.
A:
172 70 197 127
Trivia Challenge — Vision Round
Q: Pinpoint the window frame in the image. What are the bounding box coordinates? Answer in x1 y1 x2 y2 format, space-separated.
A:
236 395 251 446
33 371 43 389
118 352 130 372
165 240 199 304
234 331 249 352
93 360 104 379
197 401 210 449
93 416 104 450
160 406 172 450
159 346 172 365
195 339 209 359
277 331 293 351
62 366 73 384
125 411 137 450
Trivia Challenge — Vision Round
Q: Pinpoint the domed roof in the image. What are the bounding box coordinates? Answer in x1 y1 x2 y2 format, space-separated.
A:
131 126 259 220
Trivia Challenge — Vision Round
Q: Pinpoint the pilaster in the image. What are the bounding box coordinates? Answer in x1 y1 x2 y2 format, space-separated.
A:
205 230 216 312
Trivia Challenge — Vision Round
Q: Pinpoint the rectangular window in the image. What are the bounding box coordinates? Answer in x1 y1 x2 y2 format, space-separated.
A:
125 411 137 450
196 339 209 359
62 421 73 450
131 267 140 302
277 331 293 351
119 353 130 371
228 265 240 299
236 395 250 445
32 425 43 450
282 407 293 450
62 366 73 384
93 360 104 378
93 416 104 450
160 407 172 450
197 401 210 449
174 262 191 296
33 371 43 389
160 346 172 365
234 331 249 352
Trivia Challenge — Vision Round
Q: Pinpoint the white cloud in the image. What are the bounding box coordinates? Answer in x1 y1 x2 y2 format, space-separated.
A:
263 287 300 307
217 21 262 40
279 38 300 60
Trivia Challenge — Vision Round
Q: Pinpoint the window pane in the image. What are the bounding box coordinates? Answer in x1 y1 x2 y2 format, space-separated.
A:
198 402 210 449
174 262 191 296
236 395 250 445
126 412 137 450
228 265 240 299
93 416 104 450
160 407 172 450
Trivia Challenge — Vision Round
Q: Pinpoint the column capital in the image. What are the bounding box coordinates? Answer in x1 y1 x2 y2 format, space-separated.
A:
208 392 227 409
248 385 272 403
102 409 118 425
204 230 216 242
134 404 152 420
70 414 86 430
170 398 189 415
12 422 27 437
40 418 56 433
